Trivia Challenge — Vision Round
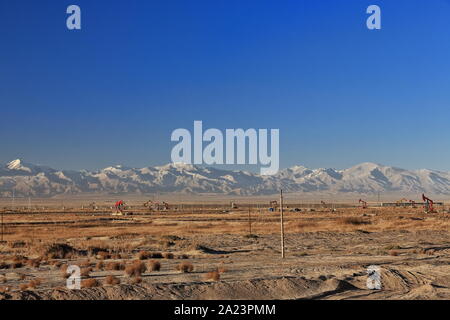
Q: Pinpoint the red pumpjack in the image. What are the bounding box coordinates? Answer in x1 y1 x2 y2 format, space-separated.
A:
359 199 368 209
422 194 436 213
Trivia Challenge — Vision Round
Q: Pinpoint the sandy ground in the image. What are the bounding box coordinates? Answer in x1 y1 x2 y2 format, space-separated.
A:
0 206 449 300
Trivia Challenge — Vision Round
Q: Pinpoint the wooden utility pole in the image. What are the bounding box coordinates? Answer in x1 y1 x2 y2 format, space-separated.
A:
1 209 4 242
280 189 285 258
248 209 252 235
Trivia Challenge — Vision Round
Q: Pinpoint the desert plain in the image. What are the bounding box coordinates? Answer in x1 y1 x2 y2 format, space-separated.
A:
0 199 449 300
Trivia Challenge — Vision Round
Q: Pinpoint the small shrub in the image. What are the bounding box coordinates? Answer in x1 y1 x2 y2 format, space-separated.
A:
80 267 92 277
148 260 161 272
43 243 78 259
11 261 23 269
162 252 174 259
131 277 142 284
389 250 399 256
217 267 228 273
96 251 111 260
150 252 163 259
80 259 91 268
27 258 41 269
81 278 100 288
104 275 120 285
177 254 189 259
204 270 220 281
0 286 9 293
125 261 147 277
177 262 194 273
27 279 41 289
339 217 370 225
96 261 104 271
106 261 125 271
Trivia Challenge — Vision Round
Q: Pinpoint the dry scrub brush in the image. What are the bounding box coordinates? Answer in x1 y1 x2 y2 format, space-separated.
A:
177 262 194 273
204 270 220 281
138 251 163 260
148 260 161 271
106 261 126 271
125 261 147 277
104 275 121 285
81 278 101 288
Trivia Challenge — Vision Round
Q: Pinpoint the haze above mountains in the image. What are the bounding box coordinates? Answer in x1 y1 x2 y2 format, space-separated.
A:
1 159 450 198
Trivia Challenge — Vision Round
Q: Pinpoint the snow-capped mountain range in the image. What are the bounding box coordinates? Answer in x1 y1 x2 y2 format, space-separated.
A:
1 159 450 197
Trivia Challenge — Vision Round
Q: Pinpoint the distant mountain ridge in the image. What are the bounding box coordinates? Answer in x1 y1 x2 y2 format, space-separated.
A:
1 159 450 197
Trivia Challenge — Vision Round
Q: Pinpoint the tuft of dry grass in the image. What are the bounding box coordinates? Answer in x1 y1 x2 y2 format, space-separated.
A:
162 252 174 259
0 286 10 293
106 261 125 271
80 259 91 268
137 251 163 260
80 267 92 277
19 283 29 291
81 278 100 288
27 258 41 269
41 243 78 259
148 260 161 272
96 251 111 260
217 267 228 273
131 277 142 284
389 250 400 256
204 270 220 281
27 279 42 289
96 261 104 271
125 261 147 277
104 275 121 285
177 262 194 273
339 217 370 226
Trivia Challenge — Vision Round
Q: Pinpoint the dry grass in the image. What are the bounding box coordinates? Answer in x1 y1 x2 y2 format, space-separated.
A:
1 207 449 245
131 277 142 284
19 283 29 291
204 270 220 281
96 251 111 260
106 261 126 271
81 278 101 288
217 267 228 273
339 217 370 226
125 261 147 277
104 275 121 285
137 251 163 260
148 260 161 271
80 259 91 268
162 252 174 259
27 279 42 289
96 261 104 271
80 267 92 277
389 250 400 256
177 262 194 273
27 258 41 269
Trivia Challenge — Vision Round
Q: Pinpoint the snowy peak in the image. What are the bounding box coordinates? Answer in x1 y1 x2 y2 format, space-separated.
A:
1 159 450 197
6 159 32 172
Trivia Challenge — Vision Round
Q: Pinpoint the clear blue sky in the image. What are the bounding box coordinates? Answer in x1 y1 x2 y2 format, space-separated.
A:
1 0 450 171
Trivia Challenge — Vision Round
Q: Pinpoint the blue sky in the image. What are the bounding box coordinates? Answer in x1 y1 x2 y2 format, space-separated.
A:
1 0 450 172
